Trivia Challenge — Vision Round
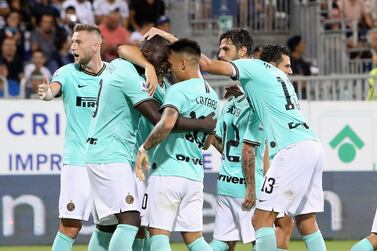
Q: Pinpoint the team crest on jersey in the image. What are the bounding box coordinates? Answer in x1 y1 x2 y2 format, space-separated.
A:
140 81 148 92
67 201 75 211
125 195 134 204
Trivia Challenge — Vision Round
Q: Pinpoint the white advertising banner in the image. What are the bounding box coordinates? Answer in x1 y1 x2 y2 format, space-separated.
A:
0 100 376 175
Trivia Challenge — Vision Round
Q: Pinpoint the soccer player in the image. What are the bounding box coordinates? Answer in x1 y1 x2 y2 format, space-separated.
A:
204 28 263 251
135 39 219 251
199 40 326 251
350 209 377 251
118 35 172 251
38 24 147 251
85 38 216 251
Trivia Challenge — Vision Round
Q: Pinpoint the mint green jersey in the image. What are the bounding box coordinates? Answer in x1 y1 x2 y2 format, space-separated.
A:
149 78 219 182
214 95 252 198
243 114 265 199
85 58 153 164
51 63 107 166
231 59 318 158
134 80 170 160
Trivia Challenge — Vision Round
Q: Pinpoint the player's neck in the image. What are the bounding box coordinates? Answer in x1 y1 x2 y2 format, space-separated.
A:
81 55 103 74
180 68 202 81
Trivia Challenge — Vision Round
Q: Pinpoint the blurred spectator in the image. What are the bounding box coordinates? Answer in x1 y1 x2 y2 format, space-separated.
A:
365 0 377 27
7 0 32 30
337 0 373 30
26 69 45 99
0 0 9 29
47 33 73 73
129 20 153 45
62 0 95 25
61 5 79 34
287 35 311 98
0 10 25 59
31 13 57 62
156 15 171 32
324 3 341 31
24 50 51 86
287 35 311 76
129 0 165 31
93 0 129 28
99 8 130 61
252 45 264 59
0 37 23 82
30 0 61 23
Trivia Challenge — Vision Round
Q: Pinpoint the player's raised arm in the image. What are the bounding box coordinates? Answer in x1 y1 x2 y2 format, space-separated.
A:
118 45 158 96
38 76 62 101
199 53 235 77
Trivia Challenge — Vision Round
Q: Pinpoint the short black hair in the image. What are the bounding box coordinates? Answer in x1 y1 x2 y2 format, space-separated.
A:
219 28 253 56
286 35 302 52
141 35 171 75
260 44 290 65
168 38 201 57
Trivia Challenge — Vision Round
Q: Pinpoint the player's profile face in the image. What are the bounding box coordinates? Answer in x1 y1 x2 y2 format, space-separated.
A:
218 38 238 62
277 54 293 75
71 31 96 66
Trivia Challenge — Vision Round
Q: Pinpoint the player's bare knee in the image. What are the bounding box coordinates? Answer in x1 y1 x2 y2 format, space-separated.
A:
296 213 318 235
283 217 295 236
115 210 141 227
181 231 202 246
252 209 276 230
59 219 82 238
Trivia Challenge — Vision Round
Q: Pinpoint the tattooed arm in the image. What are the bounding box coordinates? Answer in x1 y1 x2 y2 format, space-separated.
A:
242 141 256 209
143 107 178 150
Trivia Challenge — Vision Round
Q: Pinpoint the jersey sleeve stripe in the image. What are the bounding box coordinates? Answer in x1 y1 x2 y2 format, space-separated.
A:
243 139 261 146
214 133 222 140
133 98 155 107
229 61 240 81
160 104 180 114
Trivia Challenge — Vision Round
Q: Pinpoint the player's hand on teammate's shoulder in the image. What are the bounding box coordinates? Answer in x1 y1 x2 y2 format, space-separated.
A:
38 76 53 101
145 63 158 96
143 27 178 43
224 84 243 99
135 144 150 182
242 186 256 210
201 112 217 132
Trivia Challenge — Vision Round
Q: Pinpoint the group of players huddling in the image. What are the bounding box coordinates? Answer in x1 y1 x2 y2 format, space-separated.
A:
38 23 377 251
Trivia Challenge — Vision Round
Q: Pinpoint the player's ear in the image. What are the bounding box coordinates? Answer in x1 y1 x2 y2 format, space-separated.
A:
270 61 277 67
238 46 247 58
180 59 185 71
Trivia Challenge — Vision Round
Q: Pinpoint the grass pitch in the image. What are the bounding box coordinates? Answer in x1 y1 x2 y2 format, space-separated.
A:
0 240 356 250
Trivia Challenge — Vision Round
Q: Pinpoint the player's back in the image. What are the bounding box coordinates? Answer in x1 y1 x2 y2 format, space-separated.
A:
150 78 219 182
85 58 152 165
215 95 251 198
52 63 107 166
232 59 318 158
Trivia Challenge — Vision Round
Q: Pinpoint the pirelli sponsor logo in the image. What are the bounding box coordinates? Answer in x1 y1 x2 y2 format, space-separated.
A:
76 97 96 108
217 174 245 185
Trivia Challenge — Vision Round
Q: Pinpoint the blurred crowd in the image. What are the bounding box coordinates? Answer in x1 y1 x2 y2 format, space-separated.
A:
0 0 170 98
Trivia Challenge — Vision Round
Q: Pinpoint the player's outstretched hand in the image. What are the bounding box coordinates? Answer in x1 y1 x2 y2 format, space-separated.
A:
135 145 150 182
38 76 52 100
242 186 256 209
202 112 217 132
145 64 158 96
143 27 178 43
224 84 243 99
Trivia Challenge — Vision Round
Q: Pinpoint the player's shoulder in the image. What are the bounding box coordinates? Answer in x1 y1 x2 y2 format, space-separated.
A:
51 63 77 79
110 58 136 70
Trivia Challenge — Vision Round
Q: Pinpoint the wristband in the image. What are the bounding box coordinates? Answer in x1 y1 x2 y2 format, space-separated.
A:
139 144 147 154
